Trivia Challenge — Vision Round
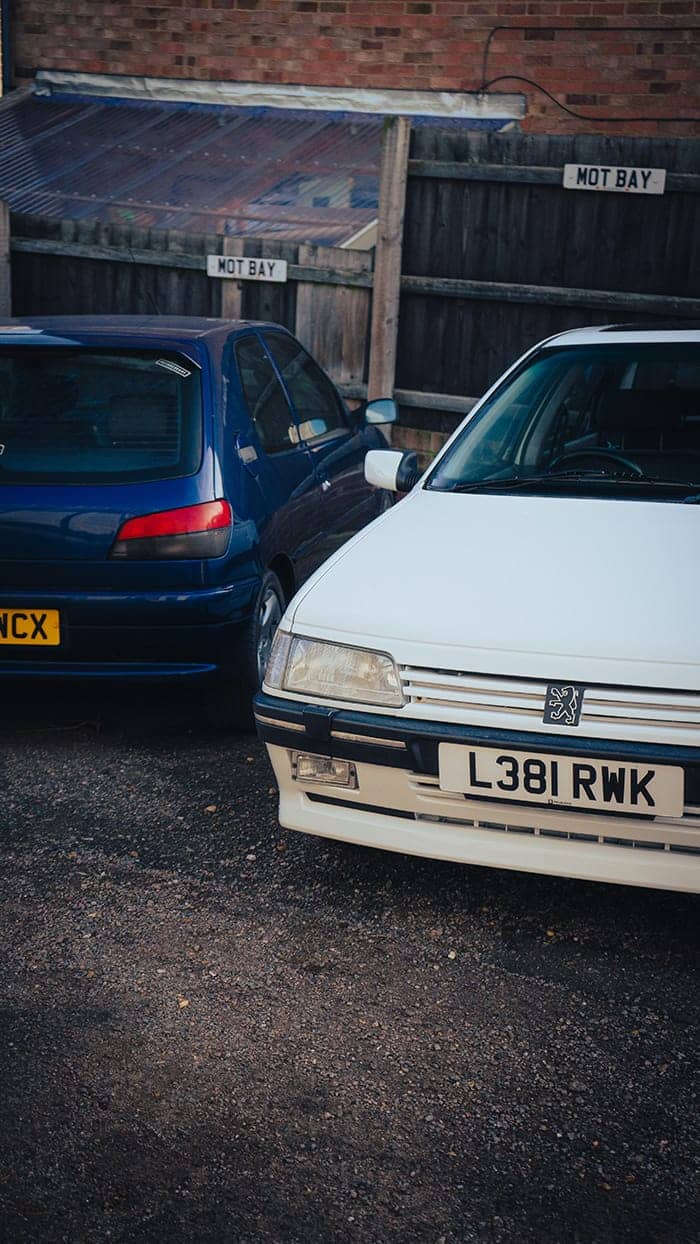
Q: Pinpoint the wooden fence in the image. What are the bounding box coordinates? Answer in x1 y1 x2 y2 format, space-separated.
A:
7 216 373 401
4 128 700 463
396 128 700 452
5 208 466 429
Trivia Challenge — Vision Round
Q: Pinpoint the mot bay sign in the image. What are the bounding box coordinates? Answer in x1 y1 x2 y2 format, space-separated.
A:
563 164 666 196
207 254 288 283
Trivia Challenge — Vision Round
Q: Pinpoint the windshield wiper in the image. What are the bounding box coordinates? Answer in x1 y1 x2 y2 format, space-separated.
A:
447 470 598 493
443 471 699 495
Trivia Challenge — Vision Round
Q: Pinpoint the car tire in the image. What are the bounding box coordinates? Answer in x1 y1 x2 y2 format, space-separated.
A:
206 569 286 730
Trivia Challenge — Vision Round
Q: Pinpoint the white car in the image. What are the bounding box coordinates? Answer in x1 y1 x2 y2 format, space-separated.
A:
255 326 700 893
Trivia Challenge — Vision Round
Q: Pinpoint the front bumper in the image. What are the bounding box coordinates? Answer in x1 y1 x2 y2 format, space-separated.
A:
254 692 700 893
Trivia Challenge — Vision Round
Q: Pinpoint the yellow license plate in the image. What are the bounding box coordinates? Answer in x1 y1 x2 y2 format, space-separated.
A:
0 608 60 646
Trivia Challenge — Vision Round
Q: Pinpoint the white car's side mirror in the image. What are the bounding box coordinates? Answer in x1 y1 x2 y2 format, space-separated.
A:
365 449 420 493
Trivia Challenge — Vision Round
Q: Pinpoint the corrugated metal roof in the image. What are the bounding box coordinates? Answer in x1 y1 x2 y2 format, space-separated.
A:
0 93 385 245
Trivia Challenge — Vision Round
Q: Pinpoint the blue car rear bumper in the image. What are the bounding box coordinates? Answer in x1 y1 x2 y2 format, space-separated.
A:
0 578 259 681
0 659 220 680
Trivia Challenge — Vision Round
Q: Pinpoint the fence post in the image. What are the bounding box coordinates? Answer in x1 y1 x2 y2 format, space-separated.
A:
366 116 411 403
220 235 244 320
0 201 10 316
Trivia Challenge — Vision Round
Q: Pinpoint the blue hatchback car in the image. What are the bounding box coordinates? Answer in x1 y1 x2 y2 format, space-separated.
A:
0 316 394 722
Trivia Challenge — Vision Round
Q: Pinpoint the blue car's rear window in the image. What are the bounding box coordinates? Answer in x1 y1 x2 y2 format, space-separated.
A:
0 347 203 483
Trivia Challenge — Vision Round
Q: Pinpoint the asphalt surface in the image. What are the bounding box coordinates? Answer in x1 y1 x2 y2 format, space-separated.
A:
0 684 697 1244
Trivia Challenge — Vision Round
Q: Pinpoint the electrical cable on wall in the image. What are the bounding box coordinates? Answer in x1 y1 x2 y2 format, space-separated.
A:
478 24 700 124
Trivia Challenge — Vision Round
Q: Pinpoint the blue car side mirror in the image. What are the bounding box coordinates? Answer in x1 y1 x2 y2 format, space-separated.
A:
365 398 398 425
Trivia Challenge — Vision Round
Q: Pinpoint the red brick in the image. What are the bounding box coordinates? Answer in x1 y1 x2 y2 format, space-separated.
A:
8 0 699 137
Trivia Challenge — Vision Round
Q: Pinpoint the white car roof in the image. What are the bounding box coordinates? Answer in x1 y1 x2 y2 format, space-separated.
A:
542 325 700 347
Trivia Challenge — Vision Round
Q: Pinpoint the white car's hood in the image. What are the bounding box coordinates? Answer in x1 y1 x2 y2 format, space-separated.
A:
289 489 700 691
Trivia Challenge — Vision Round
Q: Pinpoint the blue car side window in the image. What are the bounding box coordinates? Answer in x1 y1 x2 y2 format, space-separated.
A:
235 335 297 455
265 333 347 444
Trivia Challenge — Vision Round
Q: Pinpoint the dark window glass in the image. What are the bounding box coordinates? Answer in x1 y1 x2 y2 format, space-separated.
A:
0 348 202 483
266 333 346 443
427 343 700 497
235 335 296 455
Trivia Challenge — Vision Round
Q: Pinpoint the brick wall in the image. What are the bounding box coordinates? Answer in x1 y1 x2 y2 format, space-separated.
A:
393 423 450 468
11 1 699 135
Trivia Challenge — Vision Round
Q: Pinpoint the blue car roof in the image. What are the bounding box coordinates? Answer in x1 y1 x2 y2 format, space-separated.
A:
0 315 284 349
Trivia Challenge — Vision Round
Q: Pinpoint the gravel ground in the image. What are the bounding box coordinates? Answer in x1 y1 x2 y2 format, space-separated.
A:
0 684 697 1244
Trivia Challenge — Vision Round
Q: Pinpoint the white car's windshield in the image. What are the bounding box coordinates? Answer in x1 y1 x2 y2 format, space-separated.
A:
427 342 700 500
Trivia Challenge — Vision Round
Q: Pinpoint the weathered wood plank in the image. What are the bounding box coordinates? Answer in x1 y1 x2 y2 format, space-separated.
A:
408 160 700 194
409 128 700 177
296 244 372 386
240 239 298 330
0 201 11 315
9 236 207 270
395 389 477 415
289 263 372 289
367 116 411 401
111 222 139 314
220 235 243 321
336 380 477 415
400 274 700 317
404 176 698 296
9 214 63 315
9 237 375 288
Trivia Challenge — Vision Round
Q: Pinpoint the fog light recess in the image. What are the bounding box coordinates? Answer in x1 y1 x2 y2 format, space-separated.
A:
293 752 358 789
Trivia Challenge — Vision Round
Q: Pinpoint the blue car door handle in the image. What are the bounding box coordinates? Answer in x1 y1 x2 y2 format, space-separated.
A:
321 478 332 492
235 434 260 477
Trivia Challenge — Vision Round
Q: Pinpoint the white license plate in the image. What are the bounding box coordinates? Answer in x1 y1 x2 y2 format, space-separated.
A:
438 744 684 818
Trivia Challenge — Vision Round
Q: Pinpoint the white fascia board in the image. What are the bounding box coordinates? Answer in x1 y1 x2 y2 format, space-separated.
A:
35 70 525 120
340 220 378 250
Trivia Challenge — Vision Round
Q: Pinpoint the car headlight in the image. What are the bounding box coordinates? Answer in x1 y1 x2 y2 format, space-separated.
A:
264 631 404 708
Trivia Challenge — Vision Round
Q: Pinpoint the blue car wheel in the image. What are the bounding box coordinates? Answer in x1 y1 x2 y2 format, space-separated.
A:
208 569 286 729
256 574 284 686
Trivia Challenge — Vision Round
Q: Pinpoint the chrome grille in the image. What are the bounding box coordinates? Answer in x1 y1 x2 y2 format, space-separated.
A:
409 773 700 855
400 667 700 747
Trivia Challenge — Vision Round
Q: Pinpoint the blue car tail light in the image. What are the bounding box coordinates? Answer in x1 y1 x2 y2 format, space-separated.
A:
110 500 233 560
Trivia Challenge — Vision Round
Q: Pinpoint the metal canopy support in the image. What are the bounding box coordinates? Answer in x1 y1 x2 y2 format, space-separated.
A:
367 116 411 404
